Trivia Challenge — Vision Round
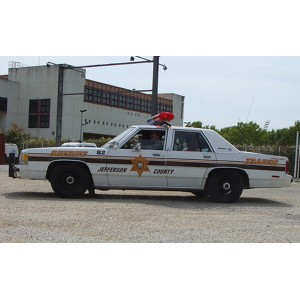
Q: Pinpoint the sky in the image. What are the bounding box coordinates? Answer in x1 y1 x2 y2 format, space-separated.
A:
1 56 299 130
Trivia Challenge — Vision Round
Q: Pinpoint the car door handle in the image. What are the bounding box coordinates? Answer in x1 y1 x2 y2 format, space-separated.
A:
203 155 211 159
152 153 161 157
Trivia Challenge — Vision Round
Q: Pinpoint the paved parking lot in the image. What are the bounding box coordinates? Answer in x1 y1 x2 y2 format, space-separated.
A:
1 165 300 242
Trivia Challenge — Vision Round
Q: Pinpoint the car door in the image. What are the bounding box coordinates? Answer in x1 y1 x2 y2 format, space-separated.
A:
166 129 216 189
106 128 168 188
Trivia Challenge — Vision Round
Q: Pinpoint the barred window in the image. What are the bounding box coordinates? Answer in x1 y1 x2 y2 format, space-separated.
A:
102 92 110 105
127 97 134 109
84 87 93 101
133 98 140 110
111 93 118 106
119 96 126 108
94 90 102 103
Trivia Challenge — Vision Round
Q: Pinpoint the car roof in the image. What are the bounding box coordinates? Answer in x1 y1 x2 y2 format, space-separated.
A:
132 125 214 132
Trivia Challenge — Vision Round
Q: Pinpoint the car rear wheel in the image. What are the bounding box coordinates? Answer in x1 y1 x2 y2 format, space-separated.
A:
50 163 90 198
207 170 243 203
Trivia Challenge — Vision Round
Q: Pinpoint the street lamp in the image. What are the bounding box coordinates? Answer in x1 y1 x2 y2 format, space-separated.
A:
80 109 87 142
130 56 167 115
130 56 167 70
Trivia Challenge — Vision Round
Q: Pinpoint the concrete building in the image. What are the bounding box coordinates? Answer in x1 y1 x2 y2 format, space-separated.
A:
0 64 185 143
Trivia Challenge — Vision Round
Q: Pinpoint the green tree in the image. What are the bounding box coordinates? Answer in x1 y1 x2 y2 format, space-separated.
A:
185 121 203 128
203 125 218 131
267 121 300 146
219 122 268 145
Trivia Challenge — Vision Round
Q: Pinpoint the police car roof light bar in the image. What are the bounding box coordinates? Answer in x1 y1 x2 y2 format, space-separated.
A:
147 112 174 126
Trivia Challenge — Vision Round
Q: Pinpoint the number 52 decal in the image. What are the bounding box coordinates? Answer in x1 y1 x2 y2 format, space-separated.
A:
97 150 106 156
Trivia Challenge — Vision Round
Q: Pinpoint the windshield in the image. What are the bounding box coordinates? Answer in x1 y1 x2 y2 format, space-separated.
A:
102 127 136 149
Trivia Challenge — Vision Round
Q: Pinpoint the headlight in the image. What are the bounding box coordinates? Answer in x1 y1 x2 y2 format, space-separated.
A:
19 152 29 165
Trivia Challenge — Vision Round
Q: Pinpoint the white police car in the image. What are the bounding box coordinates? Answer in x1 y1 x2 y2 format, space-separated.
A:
11 113 292 202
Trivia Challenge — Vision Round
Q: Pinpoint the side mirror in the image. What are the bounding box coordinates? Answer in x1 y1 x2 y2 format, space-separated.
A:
132 143 141 152
109 141 118 148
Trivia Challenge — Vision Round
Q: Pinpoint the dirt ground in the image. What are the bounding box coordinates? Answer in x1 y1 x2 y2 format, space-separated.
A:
1 165 300 243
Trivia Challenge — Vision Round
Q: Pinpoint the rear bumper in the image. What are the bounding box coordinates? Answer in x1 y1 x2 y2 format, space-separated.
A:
283 174 293 187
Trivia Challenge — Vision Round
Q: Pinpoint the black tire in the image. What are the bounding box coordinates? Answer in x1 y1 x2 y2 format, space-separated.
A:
50 163 90 198
207 170 243 203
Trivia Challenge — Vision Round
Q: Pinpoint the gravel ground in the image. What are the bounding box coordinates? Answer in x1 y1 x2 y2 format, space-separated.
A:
1 165 300 243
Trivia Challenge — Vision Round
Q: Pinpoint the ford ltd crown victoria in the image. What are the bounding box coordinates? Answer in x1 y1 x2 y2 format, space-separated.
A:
9 113 292 203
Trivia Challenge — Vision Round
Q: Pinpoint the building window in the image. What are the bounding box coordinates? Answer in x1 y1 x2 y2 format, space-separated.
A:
127 97 133 109
0 97 7 112
158 98 173 113
111 93 118 106
28 99 50 128
119 96 126 108
84 87 94 102
102 92 110 105
133 98 140 110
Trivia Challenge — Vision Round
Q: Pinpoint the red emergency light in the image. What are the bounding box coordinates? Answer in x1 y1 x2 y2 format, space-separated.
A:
147 112 174 125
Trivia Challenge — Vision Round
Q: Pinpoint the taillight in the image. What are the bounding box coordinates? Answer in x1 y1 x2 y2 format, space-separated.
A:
286 160 289 174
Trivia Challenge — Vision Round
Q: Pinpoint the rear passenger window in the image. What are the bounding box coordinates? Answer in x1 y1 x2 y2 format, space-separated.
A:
172 131 211 152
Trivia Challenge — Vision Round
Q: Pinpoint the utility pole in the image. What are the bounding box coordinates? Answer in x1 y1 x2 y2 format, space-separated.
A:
151 56 159 115
294 131 300 179
55 65 64 146
80 109 87 142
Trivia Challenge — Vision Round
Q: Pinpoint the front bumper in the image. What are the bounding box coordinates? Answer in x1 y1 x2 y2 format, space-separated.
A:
8 163 20 178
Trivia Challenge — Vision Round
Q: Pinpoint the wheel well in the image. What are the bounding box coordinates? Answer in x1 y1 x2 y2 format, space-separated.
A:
46 161 94 187
205 168 249 189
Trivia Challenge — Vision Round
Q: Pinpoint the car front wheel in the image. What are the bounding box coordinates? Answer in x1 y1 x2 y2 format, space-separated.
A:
50 163 90 198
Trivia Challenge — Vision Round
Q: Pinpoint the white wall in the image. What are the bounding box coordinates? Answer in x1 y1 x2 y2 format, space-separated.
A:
0 78 20 130
78 105 149 138
61 67 86 140
8 65 59 138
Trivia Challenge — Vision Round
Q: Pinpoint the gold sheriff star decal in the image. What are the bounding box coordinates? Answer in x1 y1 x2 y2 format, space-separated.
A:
130 155 150 177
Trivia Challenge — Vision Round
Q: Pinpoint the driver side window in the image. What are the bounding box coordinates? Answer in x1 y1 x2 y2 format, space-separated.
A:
121 129 166 150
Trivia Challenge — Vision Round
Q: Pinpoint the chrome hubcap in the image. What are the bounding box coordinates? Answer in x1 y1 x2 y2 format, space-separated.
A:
66 176 75 185
223 182 231 191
